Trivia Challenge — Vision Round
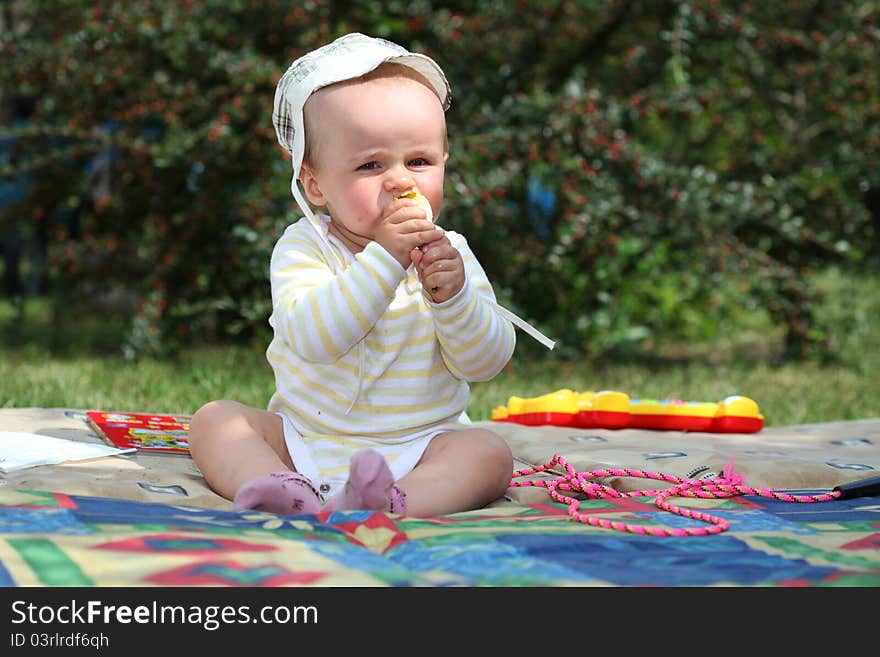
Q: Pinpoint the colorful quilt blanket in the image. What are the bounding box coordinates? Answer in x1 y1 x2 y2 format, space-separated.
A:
0 408 878 587
1 486 878 587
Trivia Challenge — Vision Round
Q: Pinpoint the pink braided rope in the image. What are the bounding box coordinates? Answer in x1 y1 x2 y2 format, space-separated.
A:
510 453 840 537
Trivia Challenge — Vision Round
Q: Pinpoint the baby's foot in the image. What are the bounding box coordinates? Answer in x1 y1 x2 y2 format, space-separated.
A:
233 471 322 515
322 449 407 515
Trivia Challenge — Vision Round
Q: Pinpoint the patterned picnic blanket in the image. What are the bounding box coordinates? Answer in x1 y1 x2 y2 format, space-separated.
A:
2 487 878 586
1 408 878 586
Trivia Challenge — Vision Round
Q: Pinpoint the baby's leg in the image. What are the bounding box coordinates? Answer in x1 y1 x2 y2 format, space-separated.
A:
396 429 513 517
322 449 407 514
189 400 320 514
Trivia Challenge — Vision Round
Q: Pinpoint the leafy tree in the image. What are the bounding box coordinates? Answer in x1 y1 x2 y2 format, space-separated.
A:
1 1 876 360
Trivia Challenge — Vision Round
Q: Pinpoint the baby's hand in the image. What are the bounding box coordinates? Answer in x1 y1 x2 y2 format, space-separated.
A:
411 235 464 302
375 193 440 269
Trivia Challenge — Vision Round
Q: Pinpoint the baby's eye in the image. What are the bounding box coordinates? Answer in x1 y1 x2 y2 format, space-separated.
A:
357 161 380 171
408 157 430 167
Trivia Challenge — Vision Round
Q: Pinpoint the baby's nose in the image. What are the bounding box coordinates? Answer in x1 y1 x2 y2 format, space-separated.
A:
384 170 415 194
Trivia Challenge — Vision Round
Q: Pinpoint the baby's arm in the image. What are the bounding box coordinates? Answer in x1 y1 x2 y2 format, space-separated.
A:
270 228 406 362
428 234 516 381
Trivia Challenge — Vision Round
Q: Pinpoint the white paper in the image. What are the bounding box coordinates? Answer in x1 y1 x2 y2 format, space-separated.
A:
0 431 135 473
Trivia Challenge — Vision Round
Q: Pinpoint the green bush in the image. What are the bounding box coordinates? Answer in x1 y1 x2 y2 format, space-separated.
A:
1 1 876 359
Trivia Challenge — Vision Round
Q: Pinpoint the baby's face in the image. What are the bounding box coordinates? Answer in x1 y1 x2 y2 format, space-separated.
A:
301 74 448 245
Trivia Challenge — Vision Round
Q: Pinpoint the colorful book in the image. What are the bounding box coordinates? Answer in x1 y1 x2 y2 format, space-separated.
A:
86 411 192 455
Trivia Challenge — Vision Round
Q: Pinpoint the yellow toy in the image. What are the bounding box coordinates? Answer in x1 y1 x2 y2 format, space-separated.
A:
491 389 763 433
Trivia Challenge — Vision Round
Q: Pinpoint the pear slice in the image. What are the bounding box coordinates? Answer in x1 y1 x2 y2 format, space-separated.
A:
396 189 433 223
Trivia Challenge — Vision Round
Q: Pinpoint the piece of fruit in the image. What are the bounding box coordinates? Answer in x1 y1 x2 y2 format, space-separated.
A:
396 189 433 223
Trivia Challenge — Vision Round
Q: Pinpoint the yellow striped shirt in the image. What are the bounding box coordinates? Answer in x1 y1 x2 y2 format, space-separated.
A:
266 214 516 445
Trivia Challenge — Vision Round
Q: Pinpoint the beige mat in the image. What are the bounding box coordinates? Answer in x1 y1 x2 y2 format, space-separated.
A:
1 407 878 509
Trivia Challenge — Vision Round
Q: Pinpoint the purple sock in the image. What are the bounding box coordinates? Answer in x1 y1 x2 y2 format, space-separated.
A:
233 471 322 515
322 449 407 515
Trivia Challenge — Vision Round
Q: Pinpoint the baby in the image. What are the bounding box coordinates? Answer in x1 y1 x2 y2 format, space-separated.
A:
188 33 550 518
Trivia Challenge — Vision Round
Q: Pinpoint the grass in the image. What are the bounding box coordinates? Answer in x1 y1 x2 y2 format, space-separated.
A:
1 267 877 427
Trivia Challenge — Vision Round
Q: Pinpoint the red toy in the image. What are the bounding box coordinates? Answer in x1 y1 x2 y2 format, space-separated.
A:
491 389 763 433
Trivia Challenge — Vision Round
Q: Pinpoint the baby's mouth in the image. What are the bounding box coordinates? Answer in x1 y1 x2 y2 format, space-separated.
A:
395 189 433 223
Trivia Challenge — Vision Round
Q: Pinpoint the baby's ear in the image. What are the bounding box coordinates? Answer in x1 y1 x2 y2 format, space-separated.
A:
299 164 327 207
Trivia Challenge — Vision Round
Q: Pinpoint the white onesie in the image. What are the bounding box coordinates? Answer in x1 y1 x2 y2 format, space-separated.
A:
266 214 516 499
